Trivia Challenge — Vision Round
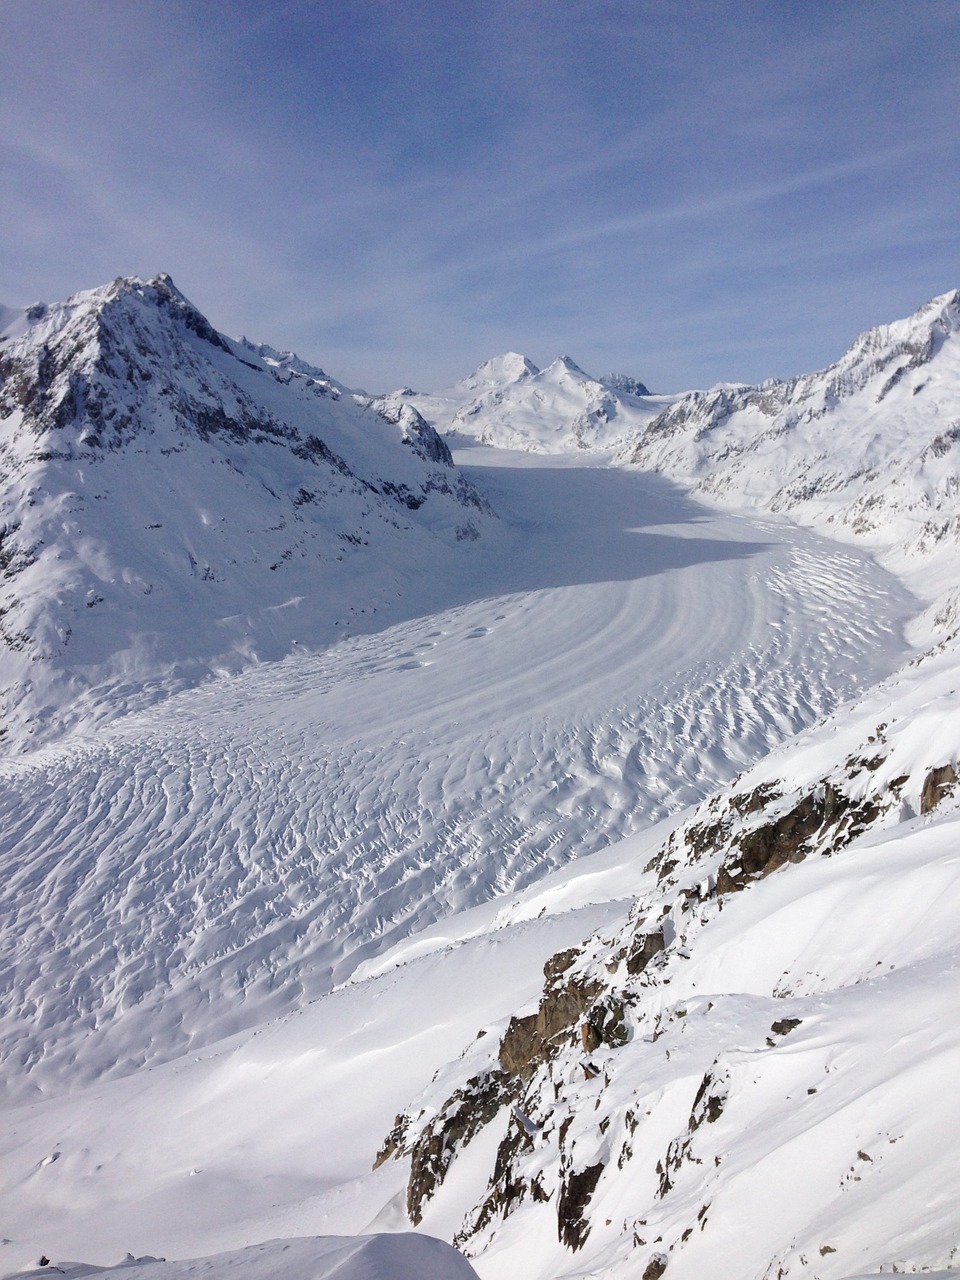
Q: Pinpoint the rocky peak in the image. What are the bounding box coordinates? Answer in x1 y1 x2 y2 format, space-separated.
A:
0 272 239 452
602 372 652 397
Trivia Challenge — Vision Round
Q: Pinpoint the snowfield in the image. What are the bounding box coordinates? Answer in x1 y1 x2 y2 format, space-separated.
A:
1 281 959 1280
0 447 914 1103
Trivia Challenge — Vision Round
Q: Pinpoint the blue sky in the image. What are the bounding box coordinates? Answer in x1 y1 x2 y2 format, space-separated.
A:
3 1 959 392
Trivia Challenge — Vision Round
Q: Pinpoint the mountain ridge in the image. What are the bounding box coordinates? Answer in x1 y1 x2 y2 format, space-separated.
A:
0 273 492 747
621 290 960 553
390 350 671 453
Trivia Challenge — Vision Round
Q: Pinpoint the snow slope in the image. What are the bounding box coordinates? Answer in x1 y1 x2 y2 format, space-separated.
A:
0 275 490 748
0 864 634 1270
382 629 960 1280
390 354 674 453
14 1237 480 1280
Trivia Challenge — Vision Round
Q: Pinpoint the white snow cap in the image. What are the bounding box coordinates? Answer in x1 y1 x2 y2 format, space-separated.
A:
543 354 591 378
456 351 540 390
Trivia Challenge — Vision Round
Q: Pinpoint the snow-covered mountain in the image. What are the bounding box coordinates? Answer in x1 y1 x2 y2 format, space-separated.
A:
621 290 960 619
2 285 960 1280
0 273 491 747
391 353 673 453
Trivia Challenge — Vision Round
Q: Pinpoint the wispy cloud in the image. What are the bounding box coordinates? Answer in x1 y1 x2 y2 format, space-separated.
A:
2 0 958 391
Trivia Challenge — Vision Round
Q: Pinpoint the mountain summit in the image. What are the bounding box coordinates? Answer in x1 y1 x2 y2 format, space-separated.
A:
455 351 540 392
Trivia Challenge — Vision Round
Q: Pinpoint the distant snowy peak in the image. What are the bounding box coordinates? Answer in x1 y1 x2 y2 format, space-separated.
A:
455 351 540 391
623 288 960 577
542 354 590 379
0 273 493 748
398 351 670 454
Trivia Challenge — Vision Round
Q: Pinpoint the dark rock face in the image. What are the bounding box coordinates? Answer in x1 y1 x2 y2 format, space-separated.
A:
581 1019 603 1053
716 784 881 894
399 1069 513 1224
642 1253 668 1280
384 945 611 1240
543 947 579 981
583 998 629 1050
557 1161 605 1250
689 1067 729 1130
625 929 666 975
498 969 602 1080
920 763 957 814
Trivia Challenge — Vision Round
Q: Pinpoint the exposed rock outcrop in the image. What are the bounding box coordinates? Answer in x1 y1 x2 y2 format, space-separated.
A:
379 705 946 1265
920 762 957 813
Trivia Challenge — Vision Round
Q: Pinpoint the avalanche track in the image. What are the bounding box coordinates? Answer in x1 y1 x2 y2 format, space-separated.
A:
0 448 916 1099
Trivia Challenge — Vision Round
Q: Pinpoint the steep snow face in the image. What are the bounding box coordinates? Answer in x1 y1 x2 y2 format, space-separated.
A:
0 274 491 748
392 353 674 453
623 290 960 587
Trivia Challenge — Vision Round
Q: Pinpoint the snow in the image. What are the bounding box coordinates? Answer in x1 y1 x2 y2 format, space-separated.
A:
393 655 960 1279
0 852 633 1268
2 279 960 1280
622 291 960 584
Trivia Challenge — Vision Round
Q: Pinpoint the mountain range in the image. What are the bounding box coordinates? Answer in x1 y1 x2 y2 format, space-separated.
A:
0 279 958 1280
0 274 491 747
388 352 670 452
